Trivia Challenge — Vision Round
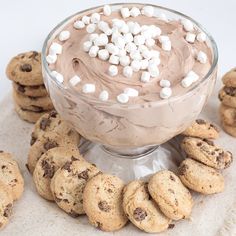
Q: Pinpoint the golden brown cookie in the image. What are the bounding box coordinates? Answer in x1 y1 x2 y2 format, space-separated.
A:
219 104 236 126
222 68 236 88
221 121 236 137
219 87 236 108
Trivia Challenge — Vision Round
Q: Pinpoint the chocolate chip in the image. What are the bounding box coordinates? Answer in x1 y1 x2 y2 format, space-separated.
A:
3 204 12 218
170 175 175 181
1 165 6 169
218 93 223 101
179 164 188 175
25 164 30 172
203 139 214 146
68 210 79 218
78 170 89 180
54 196 62 202
98 201 111 212
40 118 51 131
168 224 175 229
20 64 32 72
29 51 39 60
197 142 202 146
196 119 206 125
30 136 37 146
49 110 57 118
71 156 78 161
168 189 175 194
41 160 55 178
43 140 58 151
224 87 236 96
63 199 69 203
31 106 44 112
96 222 103 229
17 83 25 93
210 123 219 132
0 150 3 153
63 162 72 172
133 207 147 221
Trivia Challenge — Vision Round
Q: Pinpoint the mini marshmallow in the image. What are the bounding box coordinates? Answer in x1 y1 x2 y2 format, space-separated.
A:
120 7 130 19
130 7 141 17
130 50 142 60
117 93 129 104
112 19 125 29
159 35 170 43
82 16 90 25
197 51 207 64
106 43 119 55
49 42 62 55
187 70 199 82
109 54 120 65
124 87 139 97
150 25 162 39
197 32 207 42
98 21 110 33
148 64 160 78
83 41 93 52
59 31 70 41
134 35 146 46
181 19 194 32
86 24 96 33
103 5 112 16
120 55 130 67
159 79 171 88
145 38 155 48
113 36 126 49
140 71 151 83
91 13 101 24
185 33 196 43
82 84 96 93
94 34 109 46
108 65 118 76
160 87 172 99
181 77 193 88
46 54 57 64
142 50 152 60
99 90 109 101
74 20 85 29
123 33 134 43
111 31 122 43
105 29 113 36
162 40 172 51
131 60 141 72
125 42 137 53
69 75 81 86
150 50 160 58
141 28 152 40
128 22 141 35
140 59 149 70
157 12 168 22
98 49 109 61
118 49 127 57
149 57 161 66
123 66 133 78
120 24 130 34
89 33 99 42
138 45 148 53
141 6 154 17
89 45 99 57
51 71 64 83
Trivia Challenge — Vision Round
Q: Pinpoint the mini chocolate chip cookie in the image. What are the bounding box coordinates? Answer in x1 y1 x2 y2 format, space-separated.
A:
83 173 128 232
0 152 24 201
222 68 236 88
148 170 193 220
6 51 43 86
0 181 13 229
50 159 100 216
27 130 80 174
178 158 224 194
219 104 236 126
181 137 233 169
219 87 236 108
33 147 83 201
123 180 171 233
182 119 219 139
221 121 236 137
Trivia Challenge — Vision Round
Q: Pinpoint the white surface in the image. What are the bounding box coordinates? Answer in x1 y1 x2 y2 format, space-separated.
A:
0 0 236 101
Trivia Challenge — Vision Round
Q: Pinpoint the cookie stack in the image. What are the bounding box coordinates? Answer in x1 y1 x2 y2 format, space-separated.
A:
6 51 54 123
0 151 24 229
218 68 236 137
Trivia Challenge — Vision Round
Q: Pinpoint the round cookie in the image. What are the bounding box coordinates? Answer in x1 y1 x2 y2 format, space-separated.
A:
182 119 219 139
222 121 236 137
0 152 24 200
181 137 233 169
83 173 128 232
13 90 53 111
123 180 171 233
13 82 48 97
33 147 83 201
51 159 100 216
148 170 193 220
222 68 236 88
27 130 80 174
6 51 43 86
218 87 236 108
0 181 13 229
219 104 236 126
178 158 225 194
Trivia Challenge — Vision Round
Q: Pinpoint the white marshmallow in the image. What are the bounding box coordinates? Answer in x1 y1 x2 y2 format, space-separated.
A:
130 50 142 60
89 33 99 42
160 87 172 99
125 42 137 53
124 87 139 97
134 35 146 46
159 79 171 88
117 93 129 104
197 51 207 64
98 21 110 33
69 75 81 86
94 34 109 46
59 31 70 41
185 33 196 43
88 45 99 57
98 49 109 61
148 64 160 77
142 50 152 60
83 41 93 52
51 71 64 83
140 71 151 83
120 7 130 19
108 65 118 76
74 20 85 29
131 60 141 72
141 6 154 17
197 32 207 42
103 5 112 16
123 33 133 43
49 42 62 55
105 29 113 36
140 59 149 70
157 12 168 22
91 13 100 24
120 24 130 34
106 43 119 55
82 84 96 93
128 22 141 35
113 36 126 49
109 54 120 65
112 19 125 29
141 28 152 40
149 57 161 66
181 19 194 32
120 55 130 67
130 7 141 17
150 50 160 58
145 38 155 48
118 49 127 57
162 41 172 51
150 25 162 39
82 16 90 25
181 77 193 88
159 35 170 43
111 31 121 43
123 66 133 78
46 54 57 64
99 90 109 101
187 70 199 82
86 24 96 33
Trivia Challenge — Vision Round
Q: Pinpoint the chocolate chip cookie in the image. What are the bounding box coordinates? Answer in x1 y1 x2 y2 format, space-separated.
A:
182 119 219 139
219 87 236 108
181 137 233 169
83 173 128 232
178 158 224 194
50 159 100 216
222 67 236 88
33 147 83 201
148 170 193 220
219 104 236 126
6 51 43 86
123 180 171 233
